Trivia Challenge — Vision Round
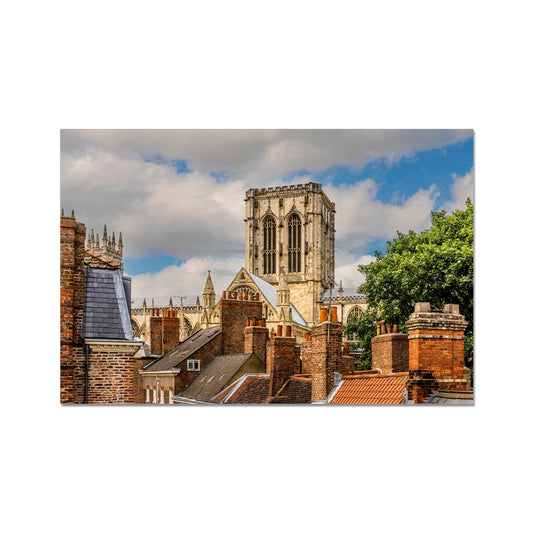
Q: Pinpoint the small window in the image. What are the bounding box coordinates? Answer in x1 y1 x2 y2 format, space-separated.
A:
187 359 201 371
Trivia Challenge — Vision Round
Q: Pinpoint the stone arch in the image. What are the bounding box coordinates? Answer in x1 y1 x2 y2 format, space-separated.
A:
286 212 302 273
345 305 364 342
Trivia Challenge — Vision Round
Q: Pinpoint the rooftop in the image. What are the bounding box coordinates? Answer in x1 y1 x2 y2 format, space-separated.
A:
329 372 409 405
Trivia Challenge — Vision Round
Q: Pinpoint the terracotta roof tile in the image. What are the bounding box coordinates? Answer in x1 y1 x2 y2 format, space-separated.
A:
330 372 409 405
84 248 121 269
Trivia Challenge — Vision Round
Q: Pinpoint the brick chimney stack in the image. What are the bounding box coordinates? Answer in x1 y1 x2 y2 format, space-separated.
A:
301 308 343 402
406 302 469 403
244 318 269 365
371 325 408 373
219 291 263 355
149 310 180 356
266 331 298 398
60 212 86 403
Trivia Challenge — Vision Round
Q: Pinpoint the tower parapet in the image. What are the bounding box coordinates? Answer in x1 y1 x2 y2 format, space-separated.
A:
87 225 124 271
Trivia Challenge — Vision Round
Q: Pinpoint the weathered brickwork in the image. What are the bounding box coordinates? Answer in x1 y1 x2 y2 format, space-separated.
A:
60 214 86 403
244 323 269 365
406 302 470 402
84 342 141 404
266 336 298 397
303 319 343 402
149 314 180 356
371 333 409 374
219 293 263 355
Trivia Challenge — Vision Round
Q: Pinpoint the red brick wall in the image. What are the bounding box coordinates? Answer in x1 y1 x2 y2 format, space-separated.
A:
219 295 263 355
406 304 469 392
266 336 297 397
85 343 140 404
371 333 409 374
306 321 343 402
60 215 86 403
150 315 180 355
244 325 269 365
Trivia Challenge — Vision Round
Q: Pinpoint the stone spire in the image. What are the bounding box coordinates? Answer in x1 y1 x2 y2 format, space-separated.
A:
118 232 123 256
102 225 108 252
276 267 292 323
338 280 343 302
202 270 216 309
169 297 173 311
179 297 188 339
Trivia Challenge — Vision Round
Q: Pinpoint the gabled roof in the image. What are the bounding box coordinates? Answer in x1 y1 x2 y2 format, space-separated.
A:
142 326 220 372
329 372 409 405
274 375 312 403
244 270 307 327
212 374 270 404
178 354 262 402
82 267 133 340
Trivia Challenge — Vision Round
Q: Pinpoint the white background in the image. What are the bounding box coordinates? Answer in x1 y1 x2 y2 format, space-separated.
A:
2 1 531 532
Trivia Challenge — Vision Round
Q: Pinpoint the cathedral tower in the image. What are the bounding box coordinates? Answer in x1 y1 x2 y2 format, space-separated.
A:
244 182 335 326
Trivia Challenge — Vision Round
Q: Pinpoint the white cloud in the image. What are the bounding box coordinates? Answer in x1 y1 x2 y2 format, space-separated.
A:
62 129 472 180
325 179 439 254
130 256 244 299
443 169 474 212
335 254 375 290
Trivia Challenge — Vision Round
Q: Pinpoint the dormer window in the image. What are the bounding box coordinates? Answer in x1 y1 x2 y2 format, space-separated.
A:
187 359 201 371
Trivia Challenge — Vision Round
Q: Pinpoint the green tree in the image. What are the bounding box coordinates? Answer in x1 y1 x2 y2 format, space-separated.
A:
345 200 473 372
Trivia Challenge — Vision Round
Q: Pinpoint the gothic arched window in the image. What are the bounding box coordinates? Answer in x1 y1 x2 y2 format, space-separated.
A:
346 306 364 341
263 216 276 274
288 213 302 273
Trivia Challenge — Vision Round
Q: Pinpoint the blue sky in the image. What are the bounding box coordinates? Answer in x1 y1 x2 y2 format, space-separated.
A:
60 129 474 298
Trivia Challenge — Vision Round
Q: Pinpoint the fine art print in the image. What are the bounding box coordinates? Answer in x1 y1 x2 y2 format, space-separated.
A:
60 130 474 405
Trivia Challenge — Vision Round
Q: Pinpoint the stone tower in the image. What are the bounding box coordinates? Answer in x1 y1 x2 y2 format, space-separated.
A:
244 182 335 326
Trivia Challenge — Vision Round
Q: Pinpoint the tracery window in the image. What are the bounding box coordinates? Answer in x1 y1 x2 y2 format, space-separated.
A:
263 216 276 274
288 213 302 273
346 306 364 342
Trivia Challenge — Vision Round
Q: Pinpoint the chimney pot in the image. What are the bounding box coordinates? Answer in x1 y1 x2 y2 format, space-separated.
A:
286 325 292 337
319 308 328 323
277 325 283 337
330 307 338 322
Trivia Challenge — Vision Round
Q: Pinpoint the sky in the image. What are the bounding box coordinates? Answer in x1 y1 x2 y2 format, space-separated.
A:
60 129 474 300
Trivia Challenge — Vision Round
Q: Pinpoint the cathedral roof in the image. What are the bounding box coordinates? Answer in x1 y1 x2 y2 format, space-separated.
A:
321 286 365 302
130 294 212 311
246 271 307 326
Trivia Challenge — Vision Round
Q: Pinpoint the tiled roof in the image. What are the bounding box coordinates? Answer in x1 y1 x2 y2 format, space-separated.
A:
426 390 474 405
84 248 121 269
178 354 259 402
212 374 271 404
274 375 312 404
82 267 134 340
142 327 220 371
329 372 409 405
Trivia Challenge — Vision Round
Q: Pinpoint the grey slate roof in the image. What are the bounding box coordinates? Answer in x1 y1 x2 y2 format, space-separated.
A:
142 326 220 372
247 271 307 326
177 353 258 402
321 286 365 301
426 390 474 405
82 267 134 340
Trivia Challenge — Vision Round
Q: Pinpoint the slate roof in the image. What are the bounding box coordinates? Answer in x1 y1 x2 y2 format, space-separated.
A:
177 354 258 402
329 372 409 405
247 271 307 326
321 286 365 301
426 390 474 405
211 373 312 404
82 267 134 340
142 327 220 372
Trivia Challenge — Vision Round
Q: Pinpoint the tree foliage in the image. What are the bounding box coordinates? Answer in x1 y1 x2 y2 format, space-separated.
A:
345 200 473 371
